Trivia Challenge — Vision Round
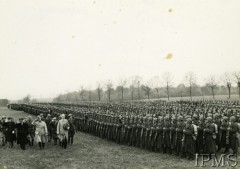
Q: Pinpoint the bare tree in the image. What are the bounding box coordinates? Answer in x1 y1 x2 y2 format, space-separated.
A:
162 72 173 100
105 80 113 102
233 71 240 99
200 87 205 100
177 84 186 100
79 86 86 101
137 81 141 100
142 85 151 99
185 72 197 101
87 86 92 102
119 78 127 101
206 75 218 99
129 85 134 101
128 76 142 101
23 95 31 103
222 72 232 99
96 82 102 101
149 76 161 99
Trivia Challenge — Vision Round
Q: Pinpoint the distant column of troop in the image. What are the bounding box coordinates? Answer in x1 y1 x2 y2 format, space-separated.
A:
2 100 240 160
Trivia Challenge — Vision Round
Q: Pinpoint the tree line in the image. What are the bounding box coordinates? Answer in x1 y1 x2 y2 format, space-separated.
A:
52 71 240 103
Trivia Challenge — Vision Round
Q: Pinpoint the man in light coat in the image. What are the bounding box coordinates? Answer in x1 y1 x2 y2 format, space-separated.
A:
33 116 48 149
57 114 69 149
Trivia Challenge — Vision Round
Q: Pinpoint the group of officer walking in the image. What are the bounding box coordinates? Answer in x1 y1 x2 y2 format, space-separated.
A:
0 113 76 150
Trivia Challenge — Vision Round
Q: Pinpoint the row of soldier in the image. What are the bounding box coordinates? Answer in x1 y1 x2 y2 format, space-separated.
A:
10 100 240 160
0 113 76 150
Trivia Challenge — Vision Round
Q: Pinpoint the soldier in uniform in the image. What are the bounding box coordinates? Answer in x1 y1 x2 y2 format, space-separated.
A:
218 116 229 153
33 116 48 149
170 117 177 154
228 116 239 155
45 114 52 142
16 118 29 150
26 116 35 146
49 117 58 145
150 117 157 152
1 116 7 146
203 117 216 158
175 116 184 156
140 116 147 149
183 118 195 160
196 115 205 154
135 116 142 148
163 116 171 154
155 116 163 153
68 114 76 145
5 117 16 148
57 114 70 149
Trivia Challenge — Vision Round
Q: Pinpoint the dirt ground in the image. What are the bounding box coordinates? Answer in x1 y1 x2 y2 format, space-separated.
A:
0 107 239 169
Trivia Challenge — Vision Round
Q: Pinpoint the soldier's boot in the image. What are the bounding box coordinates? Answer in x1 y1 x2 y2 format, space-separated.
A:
217 146 221 152
224 146 229 154
31 139 34 146
38 142 42 149
42 143 45 148
64 138 67 149
9 142 13 148
2 138 5 146
68 136 70 145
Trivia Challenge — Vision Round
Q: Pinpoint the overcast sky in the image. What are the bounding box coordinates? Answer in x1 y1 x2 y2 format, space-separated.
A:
0 0 240 100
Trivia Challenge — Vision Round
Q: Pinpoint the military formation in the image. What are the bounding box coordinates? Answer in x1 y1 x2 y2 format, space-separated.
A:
0 110 76 150
3 100 240 160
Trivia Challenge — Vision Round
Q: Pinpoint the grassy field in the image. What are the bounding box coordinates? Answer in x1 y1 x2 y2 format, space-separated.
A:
0 107 239 169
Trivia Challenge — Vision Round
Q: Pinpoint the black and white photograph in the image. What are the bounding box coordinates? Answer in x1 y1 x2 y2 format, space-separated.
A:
0 0 240 168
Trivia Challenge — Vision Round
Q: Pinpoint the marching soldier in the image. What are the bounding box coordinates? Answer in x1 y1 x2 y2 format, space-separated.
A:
5 117 16 148
26 116 35 146
49 117 58 145
16 118 29 150
33 116 48 149
1 116 7 146
68 114 76 145
45 114 52 142
57 114 69 149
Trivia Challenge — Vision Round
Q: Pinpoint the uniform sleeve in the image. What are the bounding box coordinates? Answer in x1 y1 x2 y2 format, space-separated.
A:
57 121 60 135
44 122 48 134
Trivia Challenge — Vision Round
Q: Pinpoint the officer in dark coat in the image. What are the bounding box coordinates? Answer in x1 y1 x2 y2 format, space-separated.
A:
218 116 229 153
203 117 216 157
16 118 29 150
6 117 16 148
183 118 195 160
68 114 76 145
49 117 58 145
228 116 239 155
